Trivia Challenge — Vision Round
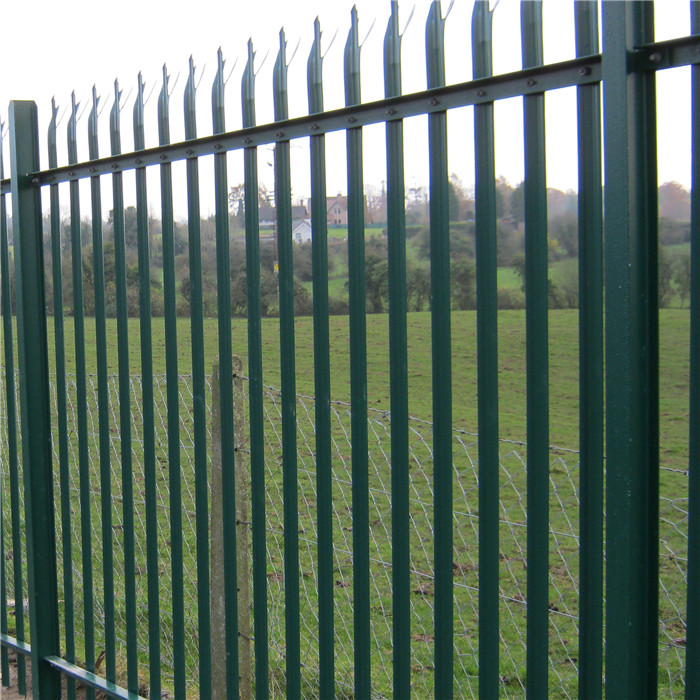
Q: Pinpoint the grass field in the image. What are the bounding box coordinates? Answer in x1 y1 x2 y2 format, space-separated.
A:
43 308 690 465
1 308 692 697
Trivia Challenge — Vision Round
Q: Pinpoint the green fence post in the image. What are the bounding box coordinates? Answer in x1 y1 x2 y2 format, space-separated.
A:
575 2 604 698
602 2 660 696
472 2 500 696
9 99 61 699
688 2 700 696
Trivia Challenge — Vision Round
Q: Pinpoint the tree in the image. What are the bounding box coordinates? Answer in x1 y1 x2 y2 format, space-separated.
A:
510 180 525 223
659 181 690 222
673 252 691 308
451 259 476 310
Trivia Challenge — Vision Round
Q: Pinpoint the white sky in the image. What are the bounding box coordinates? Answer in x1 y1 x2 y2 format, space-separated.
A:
0 0 693 219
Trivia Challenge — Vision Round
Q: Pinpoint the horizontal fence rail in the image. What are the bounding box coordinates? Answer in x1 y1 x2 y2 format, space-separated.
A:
0 1 698 698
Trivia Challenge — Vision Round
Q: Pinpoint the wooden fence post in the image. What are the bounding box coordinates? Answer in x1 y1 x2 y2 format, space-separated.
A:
212 357 251 698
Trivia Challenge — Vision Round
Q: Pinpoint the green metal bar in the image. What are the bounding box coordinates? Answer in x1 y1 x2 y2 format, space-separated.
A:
344 10 370 698
426 5 453 697
472 3 500 696
9 99 61 699
88 86 117 687
521 3 550 697
212 49 240 697
242 42 270 699
110 81 139 694
68 92 97 689
274 31 301 699
158 65 187 700
0 120 26 696
688 4 700 695
0 634 31 656
384 4 411 696
308 18 335 696
133 74 161 700
0 121 11 689
602 2 660 696
45 656 147 700
48 97 77 700
184 57 212 698
25 54 608 189
575 3 604 698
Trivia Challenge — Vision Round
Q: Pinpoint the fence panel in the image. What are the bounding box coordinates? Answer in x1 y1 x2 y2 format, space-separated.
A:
0 1 698 698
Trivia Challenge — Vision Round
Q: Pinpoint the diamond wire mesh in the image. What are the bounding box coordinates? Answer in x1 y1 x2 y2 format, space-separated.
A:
0 369 691 697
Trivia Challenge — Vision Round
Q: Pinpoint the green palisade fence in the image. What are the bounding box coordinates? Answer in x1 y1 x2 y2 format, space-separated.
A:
0 1 698 698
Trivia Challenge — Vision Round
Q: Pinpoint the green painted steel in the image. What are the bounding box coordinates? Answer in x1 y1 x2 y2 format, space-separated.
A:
521 2 550 696
68 92 97 692
0 120 7 690
109 81 139 695
88 87 118 687
688 4 700 695
575 2 604 697
308 18 335 697
384 4 411 697
602 2 660 696
184 56 213 699
426 4 453 697
242 40 270 700
46 656 147 700
1 6 698 698
472 3 500 696
9 99 61 699
48 97 77 700
212 48 241 697
28 56 607 191
133 74 162 700
274 30 302 699
344 9 371 698
157 64 187 699
0 120 26 697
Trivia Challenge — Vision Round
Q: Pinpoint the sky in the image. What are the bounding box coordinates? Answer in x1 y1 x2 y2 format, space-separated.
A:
0 0 694 219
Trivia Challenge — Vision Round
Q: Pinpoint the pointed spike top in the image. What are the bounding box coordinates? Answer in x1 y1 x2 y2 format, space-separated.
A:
158 64 171 146
51 96 58 119
384 0 403 98
273 28 289 121
472 0 493 79
344 4 362 106
185 56 198 139
92 85 99 108
426 0 446 89
71 91 79 115
242 39 256 129
212 46 226 134
308 16 324 114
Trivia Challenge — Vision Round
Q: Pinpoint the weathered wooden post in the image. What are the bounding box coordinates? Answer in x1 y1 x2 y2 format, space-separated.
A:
211 356 251 698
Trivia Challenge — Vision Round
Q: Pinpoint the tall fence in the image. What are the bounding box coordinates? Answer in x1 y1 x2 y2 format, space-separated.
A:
0 1 699 698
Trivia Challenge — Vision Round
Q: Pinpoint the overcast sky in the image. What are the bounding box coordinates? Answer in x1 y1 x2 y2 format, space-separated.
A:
0 0 693 218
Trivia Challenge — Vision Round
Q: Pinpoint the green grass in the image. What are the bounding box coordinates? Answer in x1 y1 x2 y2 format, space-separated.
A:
44 309 690 466
2 308 692 697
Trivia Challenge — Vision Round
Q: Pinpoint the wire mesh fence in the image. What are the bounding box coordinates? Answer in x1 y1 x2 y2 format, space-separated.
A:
0 370 690 697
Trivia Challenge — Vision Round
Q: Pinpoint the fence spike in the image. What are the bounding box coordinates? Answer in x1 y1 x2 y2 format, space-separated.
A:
88 87 100 160
384 1 402 97
158 65 171 146
345 6 362 105
274 30 288 121
68 92 79 165
308 17 324 114
185 57 197 139
134 73 146 151
212 47 226 134
242 40 256 128
110 80 122 155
